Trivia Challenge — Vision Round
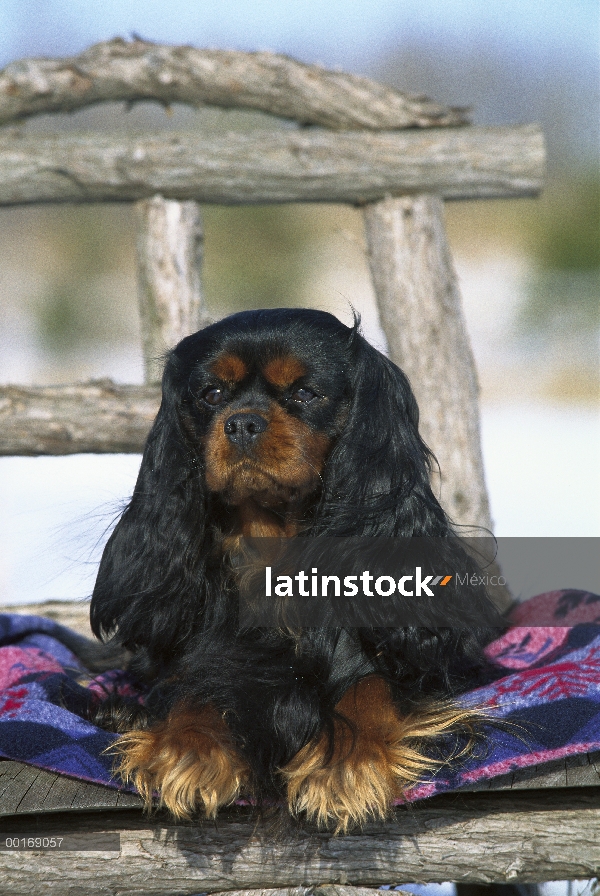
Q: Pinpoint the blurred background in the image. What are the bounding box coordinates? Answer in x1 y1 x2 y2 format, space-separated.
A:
0 0 598 605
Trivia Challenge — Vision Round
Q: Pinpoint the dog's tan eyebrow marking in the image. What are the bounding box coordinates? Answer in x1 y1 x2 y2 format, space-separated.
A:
263 356 307 387
209 353 248 383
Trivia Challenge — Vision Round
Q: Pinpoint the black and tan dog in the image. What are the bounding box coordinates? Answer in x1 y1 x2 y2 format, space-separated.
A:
90 308 501 831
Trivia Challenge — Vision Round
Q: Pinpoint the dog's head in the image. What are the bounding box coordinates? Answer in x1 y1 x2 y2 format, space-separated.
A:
176 309 350 513
91 309 450 658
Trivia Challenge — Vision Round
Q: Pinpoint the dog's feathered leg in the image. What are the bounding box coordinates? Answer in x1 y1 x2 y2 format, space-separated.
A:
111 703 250 819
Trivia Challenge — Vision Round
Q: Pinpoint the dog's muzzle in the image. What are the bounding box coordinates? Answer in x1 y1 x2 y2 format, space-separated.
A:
224 413 268 451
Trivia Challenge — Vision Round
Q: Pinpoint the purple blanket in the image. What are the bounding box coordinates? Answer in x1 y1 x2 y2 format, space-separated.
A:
1 589 599 801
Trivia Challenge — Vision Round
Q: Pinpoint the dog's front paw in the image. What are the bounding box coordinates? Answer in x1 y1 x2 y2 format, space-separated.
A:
281 677 475 833
112 703 250 819
282 729 400 833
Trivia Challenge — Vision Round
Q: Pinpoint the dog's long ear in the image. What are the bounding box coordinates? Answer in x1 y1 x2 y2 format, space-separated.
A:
90 351 215 664
314 325 448 537
312 326 503 684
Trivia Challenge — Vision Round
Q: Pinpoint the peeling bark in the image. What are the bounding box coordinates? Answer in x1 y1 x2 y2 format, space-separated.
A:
0 125 544 206
0 38 468 130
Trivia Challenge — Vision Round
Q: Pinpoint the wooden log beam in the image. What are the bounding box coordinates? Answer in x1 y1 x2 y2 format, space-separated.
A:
135 196 208 384
202 889 405 896
3 750 600 816
0 125 544 207
0 381 159 456
363 194 492 533
0 38 467 130
1 789 599 892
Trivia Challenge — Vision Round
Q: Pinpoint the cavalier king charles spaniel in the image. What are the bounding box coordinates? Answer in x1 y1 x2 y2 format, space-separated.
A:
90 308 501 831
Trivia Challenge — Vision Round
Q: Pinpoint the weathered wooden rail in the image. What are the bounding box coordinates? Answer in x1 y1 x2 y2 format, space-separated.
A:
0 382 160 455
1 757 599 893
0 125 542 206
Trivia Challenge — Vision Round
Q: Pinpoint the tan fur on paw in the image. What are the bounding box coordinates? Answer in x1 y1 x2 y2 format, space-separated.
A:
281 676 478 833
111 703 250 819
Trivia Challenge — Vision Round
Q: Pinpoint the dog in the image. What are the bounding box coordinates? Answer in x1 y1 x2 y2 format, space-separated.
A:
90 308 502 831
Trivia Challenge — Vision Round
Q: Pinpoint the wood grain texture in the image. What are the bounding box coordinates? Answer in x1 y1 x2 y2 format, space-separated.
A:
0 762 142 816
0 38 467 130
135 196 208 384
363 194 492 534
0 790 599 890
0 125 544 207
0 380 159 455
2 750 600 821
462 752 600 792
202 888 405 896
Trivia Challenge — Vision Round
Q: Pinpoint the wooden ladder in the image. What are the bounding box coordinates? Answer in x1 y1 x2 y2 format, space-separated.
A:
0 38 545 538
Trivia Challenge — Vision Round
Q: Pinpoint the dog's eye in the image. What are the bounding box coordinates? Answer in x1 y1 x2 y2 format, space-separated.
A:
290 388 317 404
200 387 225 407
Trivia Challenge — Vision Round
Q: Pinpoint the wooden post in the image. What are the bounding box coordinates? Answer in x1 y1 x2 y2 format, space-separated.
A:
363 194 491 533
135 196 208 384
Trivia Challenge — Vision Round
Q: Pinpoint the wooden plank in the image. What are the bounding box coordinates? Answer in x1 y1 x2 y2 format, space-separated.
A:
459 753 600 792
0 38 467 130
363 194 491 535
0 380 159 455
0 763 143 816
0 789 599 890
10 767 57 814
3 753 600 819
211 889 403 896
0 764 40 815
43 771 109 813
116 789 145 809
589 752 600 779
0 125 544 207
135 195 208 384
64 777 131 812
514 754 600 790
0 761 29 805
566 753 600 787
484 761 556 791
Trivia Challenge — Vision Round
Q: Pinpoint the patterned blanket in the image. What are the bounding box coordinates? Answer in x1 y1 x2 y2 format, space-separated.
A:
0 589 599 800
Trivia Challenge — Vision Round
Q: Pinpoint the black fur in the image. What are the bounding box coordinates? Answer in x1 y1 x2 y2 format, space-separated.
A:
90 309 502 798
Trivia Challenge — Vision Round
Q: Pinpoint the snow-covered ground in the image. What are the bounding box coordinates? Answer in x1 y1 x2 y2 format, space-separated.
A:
0 403 597 605
481 404 599 538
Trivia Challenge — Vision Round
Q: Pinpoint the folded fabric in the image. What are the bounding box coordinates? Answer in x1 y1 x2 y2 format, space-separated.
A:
0 589 599 800
0 613 138 786
408 588 600 799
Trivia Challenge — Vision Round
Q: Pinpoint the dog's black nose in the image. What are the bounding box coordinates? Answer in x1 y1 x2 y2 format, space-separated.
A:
224 412 268 449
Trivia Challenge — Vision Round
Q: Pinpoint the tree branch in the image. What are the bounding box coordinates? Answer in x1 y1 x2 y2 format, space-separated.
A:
1 790 600 891
135 196 208 385
364 194 491 531
0 381 160 455
0 38 469 130
0 125 544 206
